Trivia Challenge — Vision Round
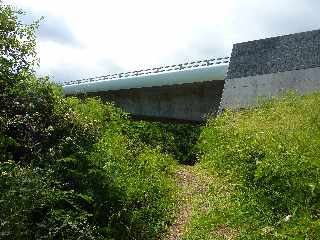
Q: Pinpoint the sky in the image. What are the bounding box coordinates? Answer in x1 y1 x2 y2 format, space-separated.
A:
4 0 320 83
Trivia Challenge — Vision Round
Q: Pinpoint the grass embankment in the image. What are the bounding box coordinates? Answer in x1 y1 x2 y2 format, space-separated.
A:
182 92 320 239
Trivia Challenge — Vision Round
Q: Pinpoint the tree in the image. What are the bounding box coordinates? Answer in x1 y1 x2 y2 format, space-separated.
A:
0 5 113 238
0 3 60 164
0 2 38 79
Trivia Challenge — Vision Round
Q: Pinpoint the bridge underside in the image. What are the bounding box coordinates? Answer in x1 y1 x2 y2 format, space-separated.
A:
88 80 225 122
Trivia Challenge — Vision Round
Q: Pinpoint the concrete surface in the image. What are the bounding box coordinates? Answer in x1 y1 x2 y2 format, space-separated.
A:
220 66 320 109
89 80 225 122
221 29 320 110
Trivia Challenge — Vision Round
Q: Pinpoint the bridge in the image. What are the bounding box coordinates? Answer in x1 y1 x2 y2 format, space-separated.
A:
63 57 230 122
63 29 320 122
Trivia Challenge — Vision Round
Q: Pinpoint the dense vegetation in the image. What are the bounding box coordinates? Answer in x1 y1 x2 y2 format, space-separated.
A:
184 92 320 239
0 4 190 239
126 121 201 165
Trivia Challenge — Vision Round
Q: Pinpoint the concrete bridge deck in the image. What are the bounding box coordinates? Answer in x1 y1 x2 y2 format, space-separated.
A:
63 57 230 122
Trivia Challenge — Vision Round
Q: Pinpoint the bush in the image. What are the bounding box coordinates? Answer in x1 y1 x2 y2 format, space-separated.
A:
196 92 320 238
0 4 178 239
0 159 120 239
1 84 178 239
91 128 176 239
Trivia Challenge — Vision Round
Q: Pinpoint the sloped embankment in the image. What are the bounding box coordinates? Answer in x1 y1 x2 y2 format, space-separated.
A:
180 92 320 239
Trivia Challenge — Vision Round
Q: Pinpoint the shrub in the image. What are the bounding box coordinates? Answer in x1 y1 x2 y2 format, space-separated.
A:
0 4 178 239
1 88 178 239
91 128 177 239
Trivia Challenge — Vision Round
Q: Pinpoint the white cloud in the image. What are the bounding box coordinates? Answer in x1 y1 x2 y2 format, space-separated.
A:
4 0 320 82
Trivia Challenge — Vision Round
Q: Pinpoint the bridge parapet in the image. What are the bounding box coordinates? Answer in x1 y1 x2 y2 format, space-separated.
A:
63 57 230 86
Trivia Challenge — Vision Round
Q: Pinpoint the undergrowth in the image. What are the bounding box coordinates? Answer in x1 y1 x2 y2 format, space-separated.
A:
126 121 201 165
0 81 179 239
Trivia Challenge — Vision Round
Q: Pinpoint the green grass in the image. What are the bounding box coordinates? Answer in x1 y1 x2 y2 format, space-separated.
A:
182 167 238 240
183 91 320 239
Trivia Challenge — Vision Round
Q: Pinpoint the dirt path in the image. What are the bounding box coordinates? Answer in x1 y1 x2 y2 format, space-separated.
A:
165 166 205 240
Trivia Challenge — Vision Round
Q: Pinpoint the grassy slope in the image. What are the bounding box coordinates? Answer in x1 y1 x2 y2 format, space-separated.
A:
182 91 320 239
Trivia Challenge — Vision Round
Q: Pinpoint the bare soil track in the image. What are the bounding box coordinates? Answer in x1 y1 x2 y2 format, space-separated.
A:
165 166 205 240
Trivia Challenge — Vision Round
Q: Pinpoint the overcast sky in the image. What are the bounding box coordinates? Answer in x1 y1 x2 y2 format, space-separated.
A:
5 0 320 83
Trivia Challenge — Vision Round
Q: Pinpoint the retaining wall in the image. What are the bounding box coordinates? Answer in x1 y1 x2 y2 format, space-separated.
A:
220 29 320 109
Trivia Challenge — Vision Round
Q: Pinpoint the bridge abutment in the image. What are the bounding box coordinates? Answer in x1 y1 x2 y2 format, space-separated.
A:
220 29 320 110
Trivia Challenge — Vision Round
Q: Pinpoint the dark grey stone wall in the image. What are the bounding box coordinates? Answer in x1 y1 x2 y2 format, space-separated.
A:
88 81 225 122
227 29 320 79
